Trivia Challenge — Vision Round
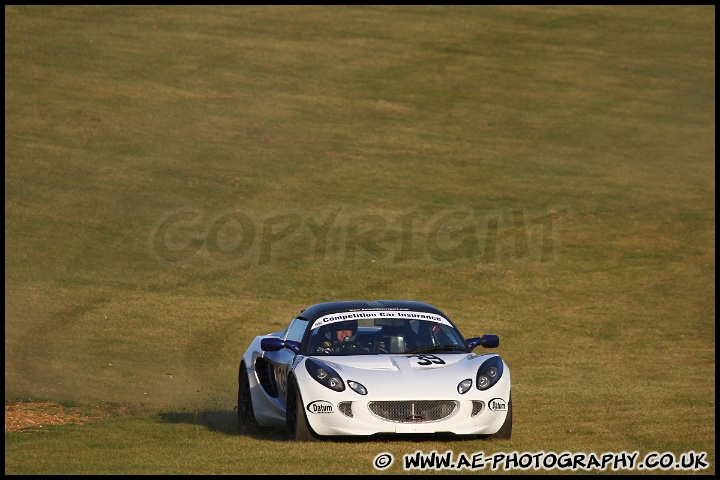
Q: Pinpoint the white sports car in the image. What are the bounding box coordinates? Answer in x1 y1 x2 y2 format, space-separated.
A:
237 300 511 441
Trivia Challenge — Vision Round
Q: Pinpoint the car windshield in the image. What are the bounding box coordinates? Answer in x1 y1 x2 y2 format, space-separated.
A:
306 315 467 356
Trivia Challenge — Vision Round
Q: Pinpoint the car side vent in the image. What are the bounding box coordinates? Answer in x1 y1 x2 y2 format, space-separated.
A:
254 357 279 398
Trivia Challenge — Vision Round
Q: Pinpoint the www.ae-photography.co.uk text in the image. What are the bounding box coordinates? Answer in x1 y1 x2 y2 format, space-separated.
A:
150 206 571 267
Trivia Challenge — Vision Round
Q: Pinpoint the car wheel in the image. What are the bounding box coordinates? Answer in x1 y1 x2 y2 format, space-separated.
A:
238 363 259 434
286 376 319 442
489 394 512 440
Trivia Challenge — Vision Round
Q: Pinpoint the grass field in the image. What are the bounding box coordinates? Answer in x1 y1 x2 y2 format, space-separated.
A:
5 5 715 474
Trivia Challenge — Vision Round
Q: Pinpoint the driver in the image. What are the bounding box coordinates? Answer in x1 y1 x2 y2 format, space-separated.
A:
319 320 362 353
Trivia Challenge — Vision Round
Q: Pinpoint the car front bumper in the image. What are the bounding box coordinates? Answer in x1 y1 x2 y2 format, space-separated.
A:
298 374 511 437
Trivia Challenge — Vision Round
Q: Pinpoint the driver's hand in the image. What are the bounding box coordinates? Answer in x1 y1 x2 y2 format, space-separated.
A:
342 342 370 352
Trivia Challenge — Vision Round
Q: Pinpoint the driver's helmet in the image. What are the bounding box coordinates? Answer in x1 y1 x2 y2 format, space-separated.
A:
330 320 358 340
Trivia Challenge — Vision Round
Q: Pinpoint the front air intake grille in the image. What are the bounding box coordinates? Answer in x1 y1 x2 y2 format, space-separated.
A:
338 401 353 418
471 400 485 417
368 400 458 423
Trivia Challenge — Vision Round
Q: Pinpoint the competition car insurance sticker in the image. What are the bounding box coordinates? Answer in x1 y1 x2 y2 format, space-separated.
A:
311 310 451 330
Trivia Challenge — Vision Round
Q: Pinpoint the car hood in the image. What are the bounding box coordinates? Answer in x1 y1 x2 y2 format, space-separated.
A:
305 353 499 398
319 353 471 370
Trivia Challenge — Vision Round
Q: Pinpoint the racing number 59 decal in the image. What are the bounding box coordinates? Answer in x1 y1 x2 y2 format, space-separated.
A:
410 354 446 366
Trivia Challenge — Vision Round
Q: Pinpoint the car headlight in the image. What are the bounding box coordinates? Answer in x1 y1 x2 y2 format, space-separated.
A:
305 358 345 392
347 380 368 395
476 356 504 391
457 378 473 394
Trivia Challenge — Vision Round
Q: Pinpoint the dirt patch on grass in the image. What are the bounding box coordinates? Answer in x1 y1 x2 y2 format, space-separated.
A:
5 401 120 432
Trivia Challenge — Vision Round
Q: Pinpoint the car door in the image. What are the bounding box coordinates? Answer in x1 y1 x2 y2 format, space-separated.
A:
270 317 308 404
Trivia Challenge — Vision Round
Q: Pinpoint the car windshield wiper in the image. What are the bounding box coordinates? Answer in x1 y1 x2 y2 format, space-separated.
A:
406 345 468 354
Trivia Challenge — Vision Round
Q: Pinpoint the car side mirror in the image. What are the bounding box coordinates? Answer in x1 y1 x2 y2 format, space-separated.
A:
465 334 500 351
260 338 301 354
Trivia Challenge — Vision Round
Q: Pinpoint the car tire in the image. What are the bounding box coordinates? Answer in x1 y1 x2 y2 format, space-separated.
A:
286 376 319 442
489 393 512 440
238 362 260 435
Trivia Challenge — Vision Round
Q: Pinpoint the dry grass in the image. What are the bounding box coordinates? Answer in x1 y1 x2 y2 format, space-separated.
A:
5 401 116 433
5 5 714 475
